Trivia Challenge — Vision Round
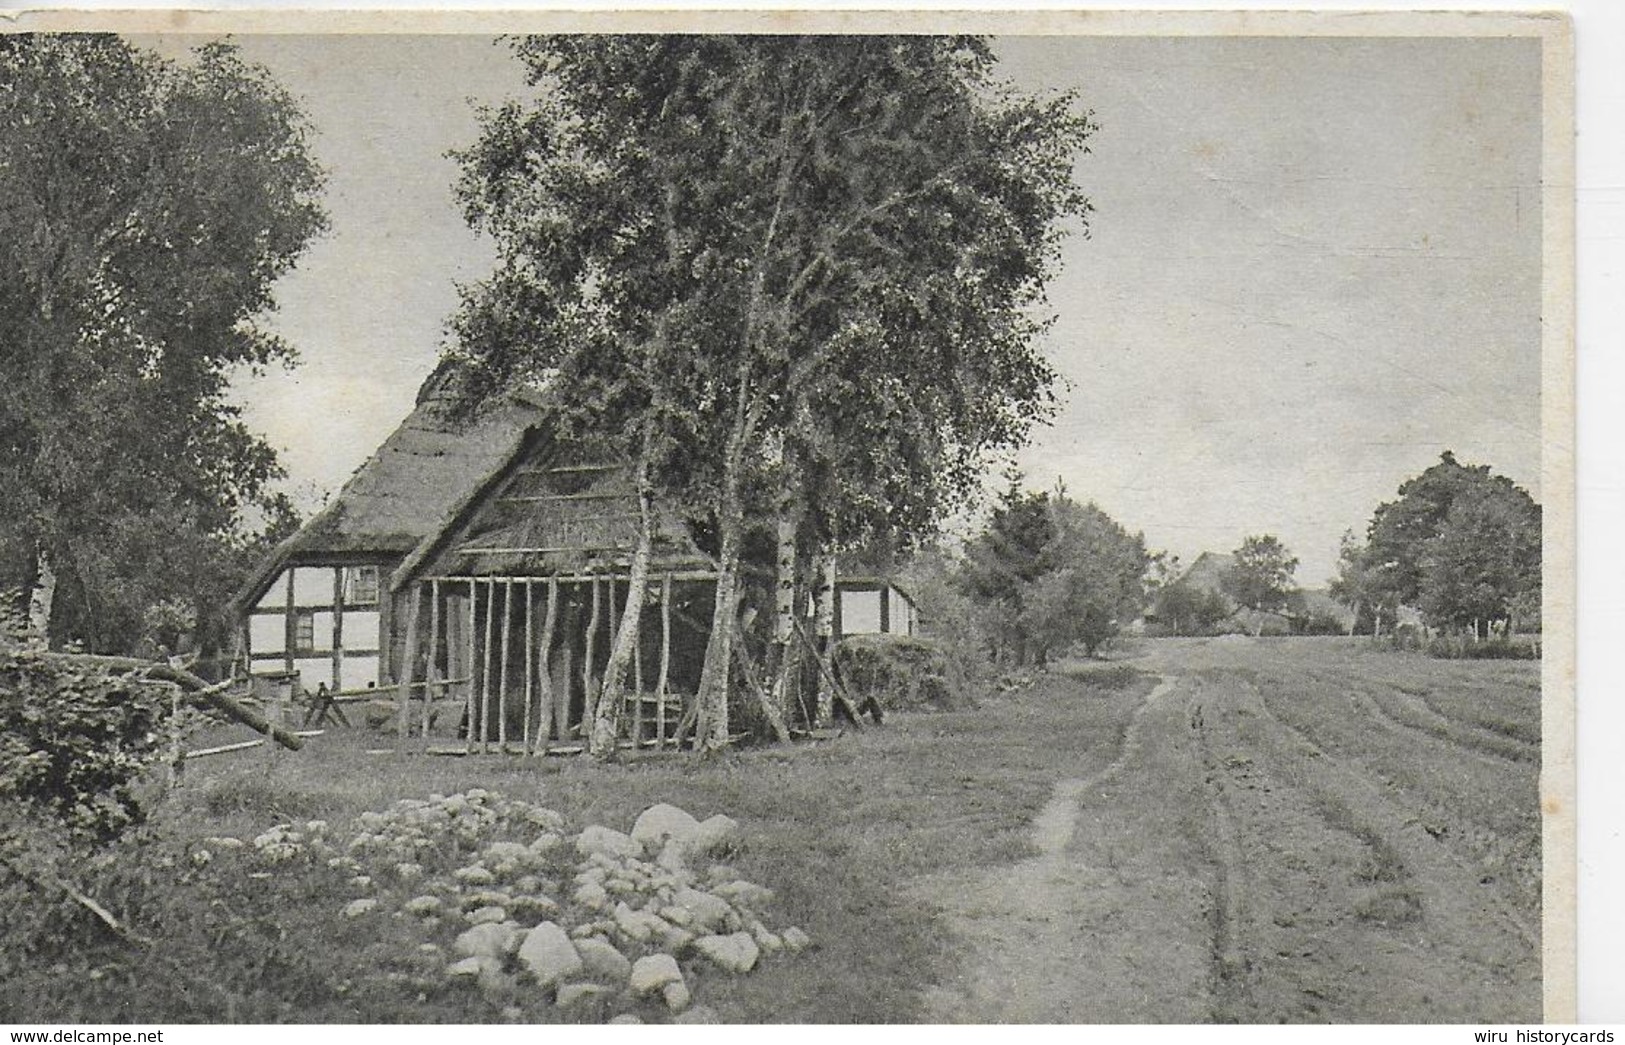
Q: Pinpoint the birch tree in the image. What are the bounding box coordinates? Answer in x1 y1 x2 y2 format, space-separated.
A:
452 36 1091 751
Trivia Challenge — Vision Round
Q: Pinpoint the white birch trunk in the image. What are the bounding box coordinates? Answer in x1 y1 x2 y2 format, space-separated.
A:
26 545 56 649
590 465 654 761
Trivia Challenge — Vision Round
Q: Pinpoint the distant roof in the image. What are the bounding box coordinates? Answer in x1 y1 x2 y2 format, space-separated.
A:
232 364 546 610
1178 551 1235 594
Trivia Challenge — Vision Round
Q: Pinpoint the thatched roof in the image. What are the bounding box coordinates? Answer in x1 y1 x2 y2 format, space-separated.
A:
396 425 713 586
233 367 546 610
1178 551 1235 595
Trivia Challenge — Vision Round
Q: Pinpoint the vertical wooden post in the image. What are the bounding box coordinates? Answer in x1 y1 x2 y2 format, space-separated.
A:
397 585 421 745
464 578 477 754
424 579 441 741
480 578 496 752
283 569 296 675
556 600 575 742
657 574 672 748
332 567 345 693
632 585 645 745
523 579 535 755
582 575 601 734
538 577 558 754
498 579 513 752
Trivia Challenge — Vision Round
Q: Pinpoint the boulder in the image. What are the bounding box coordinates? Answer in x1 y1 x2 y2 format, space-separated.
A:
452 864 496 887
613 901 671 944
694 932 760 974
662 979 692 1013
630 803 701 854
608 1014 643 1025
655 839 689 874
454 920 520 960
517 920 582 988
629 953 683 995
466 905 508 926
574 936 633 985
342 898 377 918
575 825 642 861
672 887 735 933
460 889 514 911
688 814 741 857
712 879 774 911
781 926 811 953
748 920 783 954
509 894 560 921
446 955 495 981
573 881 610 911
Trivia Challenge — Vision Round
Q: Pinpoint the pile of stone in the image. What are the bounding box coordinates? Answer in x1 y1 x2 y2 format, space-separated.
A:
332 793 810 1023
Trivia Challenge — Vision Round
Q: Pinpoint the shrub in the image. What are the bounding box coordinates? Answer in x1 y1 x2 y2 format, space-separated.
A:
0 651 177 841
1425 635 1539 660
833 634 971 713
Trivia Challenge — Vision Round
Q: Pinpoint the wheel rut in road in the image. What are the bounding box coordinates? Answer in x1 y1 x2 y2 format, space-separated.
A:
908 646 1540 1024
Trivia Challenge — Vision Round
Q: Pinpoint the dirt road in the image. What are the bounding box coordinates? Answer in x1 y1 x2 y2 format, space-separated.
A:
913 638 1542 1023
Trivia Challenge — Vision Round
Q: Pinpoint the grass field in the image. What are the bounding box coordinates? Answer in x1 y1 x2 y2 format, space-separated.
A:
5 664 1152 1023
4 638 1542 1024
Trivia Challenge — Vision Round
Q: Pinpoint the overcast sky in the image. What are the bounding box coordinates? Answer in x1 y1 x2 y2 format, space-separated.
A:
138 32 1543 585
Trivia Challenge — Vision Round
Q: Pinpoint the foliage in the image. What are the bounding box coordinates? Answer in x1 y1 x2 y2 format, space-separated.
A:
960 480 1148 663
1151 579 1232 636
1328 529 1391 635
1223 534 1299 615
0 34 325 653
1349 452 1540 634
450 36 1092 744
1424 635 1540 660
0 652 176 840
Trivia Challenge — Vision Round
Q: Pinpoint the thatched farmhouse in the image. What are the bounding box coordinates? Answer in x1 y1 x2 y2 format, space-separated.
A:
231 368 915 745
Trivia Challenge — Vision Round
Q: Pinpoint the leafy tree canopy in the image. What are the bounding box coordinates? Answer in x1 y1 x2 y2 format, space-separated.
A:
1223 534 1299 614
960 479 1147 662
450 34 1091 549
0 34 326 652
1357 451 1540 631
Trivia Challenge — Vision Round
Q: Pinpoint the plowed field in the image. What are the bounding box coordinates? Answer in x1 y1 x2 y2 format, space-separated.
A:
915 637 1542 1023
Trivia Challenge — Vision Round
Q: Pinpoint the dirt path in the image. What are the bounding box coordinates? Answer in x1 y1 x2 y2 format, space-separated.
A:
911 639 1541 1024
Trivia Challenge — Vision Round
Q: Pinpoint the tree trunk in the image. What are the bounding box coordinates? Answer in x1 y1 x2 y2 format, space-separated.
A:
696 459 745 754
762 469 799 742
590 460 654 761
813 553 836 726
26 544 56 649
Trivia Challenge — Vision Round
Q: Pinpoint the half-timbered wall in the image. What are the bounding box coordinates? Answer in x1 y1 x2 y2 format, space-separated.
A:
245 564 387 691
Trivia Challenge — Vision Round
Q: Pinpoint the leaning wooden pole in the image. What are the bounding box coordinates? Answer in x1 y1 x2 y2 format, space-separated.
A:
397 585 423 744
36 653 303 751
582 574 601 733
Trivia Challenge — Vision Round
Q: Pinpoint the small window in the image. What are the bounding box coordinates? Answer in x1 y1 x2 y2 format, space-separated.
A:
293 611 316 655
345 566 380 606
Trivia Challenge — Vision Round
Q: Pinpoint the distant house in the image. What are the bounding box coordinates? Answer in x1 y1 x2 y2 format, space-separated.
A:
232 366 915 744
